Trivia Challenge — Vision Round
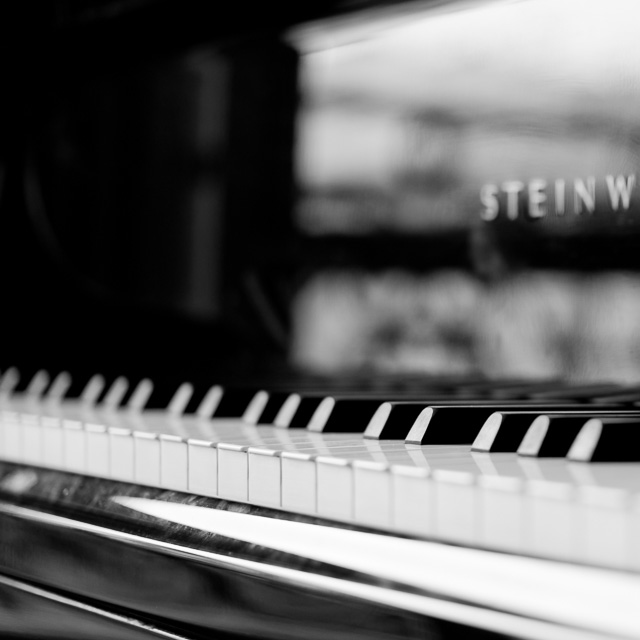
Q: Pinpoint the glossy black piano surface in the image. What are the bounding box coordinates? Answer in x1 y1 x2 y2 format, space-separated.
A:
2 0 640 638
0 461 512 640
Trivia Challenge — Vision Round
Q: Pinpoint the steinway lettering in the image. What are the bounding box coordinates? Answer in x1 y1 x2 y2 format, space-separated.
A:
480 174 636 221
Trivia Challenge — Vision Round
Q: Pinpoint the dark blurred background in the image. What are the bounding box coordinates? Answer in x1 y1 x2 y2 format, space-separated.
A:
0 0 310 385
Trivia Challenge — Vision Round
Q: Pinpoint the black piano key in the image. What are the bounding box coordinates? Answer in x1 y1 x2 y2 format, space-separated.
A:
364 402 430 439
274 394 326 428
240 384 439 427
186 381 287 417
62 371 105 401
471 412 540 452
402 402 609 445
245 391 292 424
183 383 218 414
140 378 190 410
404 405 501 444
307 397 385 433
474 408 640 453
211 388 260 418
567 417 640 462
260 392 298 424
115 376 147 408
517 415 590 457
276 390 478 431
362 398 573 440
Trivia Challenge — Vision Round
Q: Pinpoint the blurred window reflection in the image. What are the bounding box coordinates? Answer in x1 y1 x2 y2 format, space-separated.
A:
289 0 640 379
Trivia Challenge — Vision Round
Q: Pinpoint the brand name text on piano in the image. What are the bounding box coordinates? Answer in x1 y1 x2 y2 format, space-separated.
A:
480 174 636 221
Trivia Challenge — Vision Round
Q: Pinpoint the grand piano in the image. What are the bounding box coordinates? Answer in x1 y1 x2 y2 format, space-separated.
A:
1 0 640 638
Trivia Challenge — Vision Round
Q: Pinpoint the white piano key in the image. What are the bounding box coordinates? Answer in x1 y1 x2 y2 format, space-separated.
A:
353 460 391 528
517 456 578 483
477 474 526 554
386 447 479 476
86 423 109 478
630 494 640 572
3 411 22 462
217 442 248 501
404 445 485 473
41 416 63 469
281 451 316 513
579 485 630 570
188 439 218 498
528 479 578 561
190 424 342 443
243 440 474 524
207 430 363 455
515 456 552 481
391 465 433 537
109 426 135 482
21 413 42 466
565 461 640 493
247 447 280 507
134 431 161 487
316 455 352 520
470 451 523 479
159 434 188 491
433 468 477 546
195 426 268 448
63 419 86 474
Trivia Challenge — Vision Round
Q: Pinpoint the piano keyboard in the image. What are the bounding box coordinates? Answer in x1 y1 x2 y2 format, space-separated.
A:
3 367 640 575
